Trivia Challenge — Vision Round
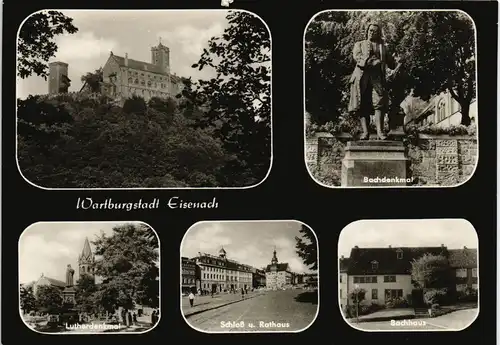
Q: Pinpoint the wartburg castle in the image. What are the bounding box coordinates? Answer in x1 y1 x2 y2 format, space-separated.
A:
48 39 185 103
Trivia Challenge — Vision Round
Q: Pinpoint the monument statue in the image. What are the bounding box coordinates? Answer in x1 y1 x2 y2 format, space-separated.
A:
65 264 75 287
348 22 402 140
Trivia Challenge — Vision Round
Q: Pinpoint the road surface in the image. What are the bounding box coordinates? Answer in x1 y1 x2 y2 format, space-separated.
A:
185 289 318 332
349 309 478 331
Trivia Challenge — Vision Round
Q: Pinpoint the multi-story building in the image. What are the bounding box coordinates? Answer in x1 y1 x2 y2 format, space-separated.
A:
339 255 350 310
405 91 477 128
340 245 449 307
48 40 185 103
252 268 266 288
448 247 478 293
181 257 196 294
193 247 253 293
265 249 293 290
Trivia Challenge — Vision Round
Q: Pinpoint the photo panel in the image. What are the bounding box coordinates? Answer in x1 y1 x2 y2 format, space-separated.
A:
19 221 160 334
16 9 272 190
338 219 479 332
180 220 319 333
304 10 478 188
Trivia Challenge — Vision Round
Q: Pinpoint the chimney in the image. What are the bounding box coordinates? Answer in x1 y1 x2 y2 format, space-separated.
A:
125 53 128 67
464 246 468 250
389 245 392 248
354 245 359 249
441 244 444 248
341 255 344 259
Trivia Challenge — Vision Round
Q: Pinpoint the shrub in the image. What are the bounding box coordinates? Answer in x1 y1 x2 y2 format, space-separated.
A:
385 297 409 308
343 303 385 318
431 303 440 310
424 288 449 306
457 288 478 303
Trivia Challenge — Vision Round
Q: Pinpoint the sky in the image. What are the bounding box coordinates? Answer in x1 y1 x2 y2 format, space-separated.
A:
181 221 317 274
16 10 234 99
338 219 478 257
19 221 150 284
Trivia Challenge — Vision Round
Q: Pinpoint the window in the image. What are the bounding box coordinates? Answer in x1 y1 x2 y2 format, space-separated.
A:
371 289 378 300
438 99 446 122
385 289 403 300
353 276 377 284
128 77 132 84
472 268 478 277
396 249 403 260
147 81 152 87
340 289 342 298
134 78 139 84
371 260 379 270
340 275 343 283
384 276 396 283
456 268 467 278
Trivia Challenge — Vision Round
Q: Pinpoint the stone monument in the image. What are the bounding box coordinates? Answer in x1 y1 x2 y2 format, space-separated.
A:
62 264 76 305
341 140 409 187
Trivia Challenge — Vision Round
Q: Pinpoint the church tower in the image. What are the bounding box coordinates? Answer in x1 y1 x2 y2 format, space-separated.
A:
151 39 170 74
219 247 227 259
78 237 95 281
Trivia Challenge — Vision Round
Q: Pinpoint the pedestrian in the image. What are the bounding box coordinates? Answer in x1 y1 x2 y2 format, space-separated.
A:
189 292 195 307
241 288 244 299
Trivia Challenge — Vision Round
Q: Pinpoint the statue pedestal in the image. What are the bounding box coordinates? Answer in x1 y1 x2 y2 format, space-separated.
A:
62 287 76 305
341 140 409 187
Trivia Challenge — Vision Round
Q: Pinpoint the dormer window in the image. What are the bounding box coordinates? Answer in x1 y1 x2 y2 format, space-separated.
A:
396 249 403 260
371 260 379 270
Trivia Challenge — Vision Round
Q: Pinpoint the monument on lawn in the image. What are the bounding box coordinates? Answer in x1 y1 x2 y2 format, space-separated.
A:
62 264 76 304
342 22 409 186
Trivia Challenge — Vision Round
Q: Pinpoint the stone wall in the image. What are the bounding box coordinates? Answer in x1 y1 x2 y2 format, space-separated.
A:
306 133 478 186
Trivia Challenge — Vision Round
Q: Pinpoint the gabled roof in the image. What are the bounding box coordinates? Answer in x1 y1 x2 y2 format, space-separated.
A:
39 276 66 288
111 55 165 75
448 248 477 268
347 246 447 275
265 263 290 273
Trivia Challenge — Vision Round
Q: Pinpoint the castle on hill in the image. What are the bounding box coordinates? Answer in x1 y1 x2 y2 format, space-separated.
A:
48 40 185 103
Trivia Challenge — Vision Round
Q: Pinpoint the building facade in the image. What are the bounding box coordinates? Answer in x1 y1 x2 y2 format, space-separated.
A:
339 245 450 307
100 42 183 103
252 268 266 288
406 91 477 128
181 257 196 294
48 61 71 95
265 249 293 290
193 247 253 293
448 247 478 293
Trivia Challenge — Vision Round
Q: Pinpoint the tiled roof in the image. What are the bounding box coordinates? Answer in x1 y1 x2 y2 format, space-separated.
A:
339 257 351 272
448 248 477 268
265 263 290 272
112 55 165 75
347 246 447 275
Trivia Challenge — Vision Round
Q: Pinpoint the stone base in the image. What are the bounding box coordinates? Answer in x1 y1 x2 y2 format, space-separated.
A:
62 287 76 305
341 140 410 187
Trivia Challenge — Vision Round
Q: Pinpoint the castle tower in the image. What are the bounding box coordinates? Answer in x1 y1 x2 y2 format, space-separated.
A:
48 61 71 94
271 247 278 265
78 237 95 281
151 39 170 74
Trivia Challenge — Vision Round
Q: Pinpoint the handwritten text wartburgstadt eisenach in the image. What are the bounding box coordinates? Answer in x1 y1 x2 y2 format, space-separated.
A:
75 197 218 211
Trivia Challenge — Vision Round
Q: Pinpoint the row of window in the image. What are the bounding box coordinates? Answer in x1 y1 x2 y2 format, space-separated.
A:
200 265 252 275
202 272 252 282
127 70 167 81
340 288 403 300
182 278 195 285
349 276 397 284
456 268 478 278
127 78 168 89
182 269 195 275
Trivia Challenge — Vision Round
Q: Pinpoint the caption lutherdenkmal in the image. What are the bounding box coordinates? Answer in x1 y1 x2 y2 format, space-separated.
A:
75 197 219 211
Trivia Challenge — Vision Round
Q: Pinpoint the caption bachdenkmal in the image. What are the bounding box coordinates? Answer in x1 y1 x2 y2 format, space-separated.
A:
75 197 219 211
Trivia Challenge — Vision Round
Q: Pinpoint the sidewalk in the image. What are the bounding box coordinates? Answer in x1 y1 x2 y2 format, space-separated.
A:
182 291 266 318
347 308 415 323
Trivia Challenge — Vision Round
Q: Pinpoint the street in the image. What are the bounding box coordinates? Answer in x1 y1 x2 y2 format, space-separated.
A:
349 309 478 331
185 289 318 332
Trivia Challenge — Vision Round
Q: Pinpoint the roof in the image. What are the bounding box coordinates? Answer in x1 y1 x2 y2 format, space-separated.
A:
347 246 447 275
339 257 351 272
448 248 477 268
39 276 66 288
111 55 165 75
265 263 290 273
196 254 253 272
80 237 93 261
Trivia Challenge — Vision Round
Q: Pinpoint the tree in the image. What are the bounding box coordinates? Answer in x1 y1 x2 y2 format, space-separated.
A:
411 253 450 289
295 224 318 270
36 285 63 314
17 11 78 79
182 10 271 187
20 284 37 314
400 12 476 125
75 274 98 313
92 224 159 315
81 68 103 93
